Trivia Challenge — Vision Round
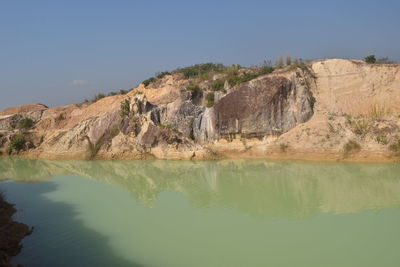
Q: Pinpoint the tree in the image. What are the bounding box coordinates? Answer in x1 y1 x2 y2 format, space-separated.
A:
120 99 130 117
286 56 292 66
277 56 283 67
365 55 376 64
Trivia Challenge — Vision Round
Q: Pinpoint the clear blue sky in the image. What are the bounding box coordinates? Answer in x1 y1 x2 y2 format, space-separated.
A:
1 0 399 109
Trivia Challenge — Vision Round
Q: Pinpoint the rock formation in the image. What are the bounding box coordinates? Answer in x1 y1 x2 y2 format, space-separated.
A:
0 59 399 161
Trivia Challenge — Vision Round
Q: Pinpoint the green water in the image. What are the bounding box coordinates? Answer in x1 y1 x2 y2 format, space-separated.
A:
1 158 400 267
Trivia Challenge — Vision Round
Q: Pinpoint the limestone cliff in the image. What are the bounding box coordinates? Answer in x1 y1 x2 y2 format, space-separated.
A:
0 59 399 161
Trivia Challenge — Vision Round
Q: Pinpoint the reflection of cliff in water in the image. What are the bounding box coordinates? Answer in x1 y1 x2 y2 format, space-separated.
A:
1 157 400 217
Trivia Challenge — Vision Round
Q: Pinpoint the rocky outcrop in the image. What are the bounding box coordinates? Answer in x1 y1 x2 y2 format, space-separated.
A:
194 72 315 142
0 194 32 267
0 59 399 161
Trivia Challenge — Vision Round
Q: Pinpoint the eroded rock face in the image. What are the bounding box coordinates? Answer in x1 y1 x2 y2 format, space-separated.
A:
194 72 315 142
4 59 397 161
0 67 316 159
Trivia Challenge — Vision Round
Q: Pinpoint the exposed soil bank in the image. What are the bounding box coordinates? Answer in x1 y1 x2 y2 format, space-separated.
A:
0 194 32 267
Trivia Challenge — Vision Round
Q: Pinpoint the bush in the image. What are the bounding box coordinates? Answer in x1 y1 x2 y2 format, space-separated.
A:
156 71 171 79
108 89 130 96
109 125 120 137
142 77 156 87
345 116 370 136
280 143 289 152
186 83 201 92
17 117 34 130
205 92 215 107
175 63 226 79
9 133 26 152
376 57 391 64
277 56 283 67
226 75 242 87
93 93 105 102
376 136 389 145
286 56 292 66
365 55 376 64
120 99 130 117
389 140 400 156
211 79 225 91
258 66 274 75
344 140 361 154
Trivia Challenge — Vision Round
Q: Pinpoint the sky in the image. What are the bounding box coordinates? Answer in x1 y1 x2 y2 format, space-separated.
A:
1 0 399 109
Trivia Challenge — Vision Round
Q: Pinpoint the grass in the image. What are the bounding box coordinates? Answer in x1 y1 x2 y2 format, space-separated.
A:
367 104 391 120
206 92 215 107
345 115 370 136
344 140 361 154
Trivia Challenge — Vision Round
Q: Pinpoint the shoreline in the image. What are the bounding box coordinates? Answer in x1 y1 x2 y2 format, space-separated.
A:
2 149 399 163
0 193 32 267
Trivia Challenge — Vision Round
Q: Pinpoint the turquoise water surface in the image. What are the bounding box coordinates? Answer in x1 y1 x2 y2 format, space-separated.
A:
1 158 400 267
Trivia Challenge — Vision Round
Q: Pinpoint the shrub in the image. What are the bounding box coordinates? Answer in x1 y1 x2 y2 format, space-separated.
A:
376 135 388 145
277 56 283 67
280 143 289 152
286 56 292 66
9 133 26 152
108 89 130 96
344 140 361 154
142 77 156 87
389 140 400 156
345 116 370 136
93 93 105 102
211 79 225 91
376 57 393 64
206 92 215 107
226 75 242 87
120 99 130 117
109 125 120 137
156 71 171 79
175 63 226 79
226 64 242 75
17 117 34 130
365 55 376 64
186 83 201 92
258 66 274 75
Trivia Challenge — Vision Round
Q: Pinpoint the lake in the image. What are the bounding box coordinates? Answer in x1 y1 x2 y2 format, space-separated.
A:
1 158 400 267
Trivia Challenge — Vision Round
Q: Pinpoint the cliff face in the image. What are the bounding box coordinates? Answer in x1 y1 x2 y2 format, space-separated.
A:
0 59 399 161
